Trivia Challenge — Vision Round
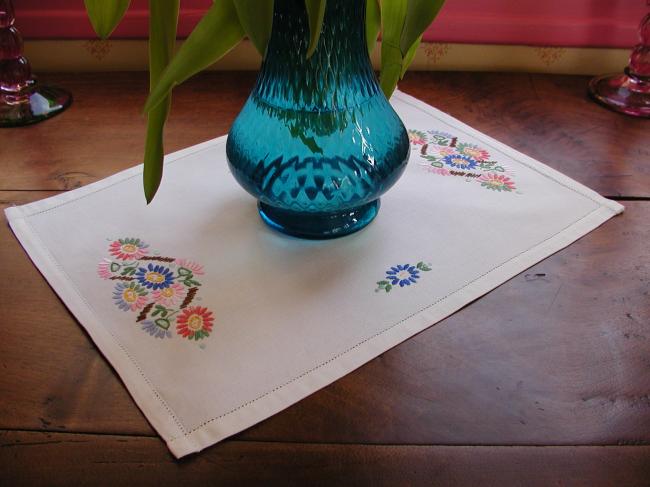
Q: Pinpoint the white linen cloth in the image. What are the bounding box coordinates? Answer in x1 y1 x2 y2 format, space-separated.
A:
5 91 623 457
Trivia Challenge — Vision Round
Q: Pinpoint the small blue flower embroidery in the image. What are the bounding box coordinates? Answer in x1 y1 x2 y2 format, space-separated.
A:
443 154 477 170
135 263 175 290
387 264 420 287
376 262 432 293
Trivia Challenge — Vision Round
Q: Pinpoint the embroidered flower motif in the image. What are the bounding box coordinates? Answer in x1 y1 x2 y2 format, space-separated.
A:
387 264 420 287
478 173 516 192
99 238 213 342
408 129 427 145
109 238 149 261
376 262 432 293
410 128 520 194
135 263 175 290
175 259 205 276
176 306 214 340
97 260 113 279
151 282 186 307
457 142 490 162
141 319 173 339
443 154 478 170
113 282 148 311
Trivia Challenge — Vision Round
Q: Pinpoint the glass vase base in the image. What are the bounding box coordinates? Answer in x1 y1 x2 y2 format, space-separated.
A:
588 71 650 118
0 85 72 127
258 199 380 239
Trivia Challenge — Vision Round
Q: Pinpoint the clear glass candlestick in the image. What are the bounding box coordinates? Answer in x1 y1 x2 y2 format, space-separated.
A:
588 2 650 118
0 0 71 127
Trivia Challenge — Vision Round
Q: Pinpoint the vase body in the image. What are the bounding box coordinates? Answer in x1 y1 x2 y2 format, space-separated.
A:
226 0 409 238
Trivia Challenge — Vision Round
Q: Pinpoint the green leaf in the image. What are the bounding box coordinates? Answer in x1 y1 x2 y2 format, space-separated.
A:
142 0 180 203
400 33 421 78
233 0 274 57
84 0 131 39
379 0 407 99
366 0 381 55
143 0 245 115
400 0 446 57
385 284 392 292
155 318 171 330
304 0 326 58
110 262 121 272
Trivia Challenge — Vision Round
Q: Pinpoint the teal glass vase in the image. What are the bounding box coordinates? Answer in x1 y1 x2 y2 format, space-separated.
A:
226 0 409 239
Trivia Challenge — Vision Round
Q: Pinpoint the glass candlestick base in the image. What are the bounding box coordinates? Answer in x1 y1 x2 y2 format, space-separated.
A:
0 83 72 127
588 68 650 118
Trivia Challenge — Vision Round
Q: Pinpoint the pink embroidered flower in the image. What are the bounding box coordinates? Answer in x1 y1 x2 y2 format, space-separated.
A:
434 146 456 157
176 306 213 340
151 282 186 307
478 173 516 192
425 166 451 176
457 143 490 162
97 260 113 279
408 129 427 145
109 238 149 261
175 259 205 275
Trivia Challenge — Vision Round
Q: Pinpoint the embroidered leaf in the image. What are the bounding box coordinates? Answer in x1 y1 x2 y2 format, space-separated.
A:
121 266 136 276
177 267 193 277
84 0 131 39
110 262 121 272
416 261 432 271
304 0 326 58
137 302 155 322
155 318 171 330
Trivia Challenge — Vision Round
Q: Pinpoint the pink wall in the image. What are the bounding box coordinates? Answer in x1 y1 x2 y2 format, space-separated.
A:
13 0 648 48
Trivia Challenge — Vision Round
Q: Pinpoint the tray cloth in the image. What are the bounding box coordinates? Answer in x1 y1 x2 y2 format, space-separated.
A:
5 91 624 457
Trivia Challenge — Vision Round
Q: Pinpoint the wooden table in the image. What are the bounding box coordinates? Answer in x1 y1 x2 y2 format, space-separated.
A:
1 72 649 486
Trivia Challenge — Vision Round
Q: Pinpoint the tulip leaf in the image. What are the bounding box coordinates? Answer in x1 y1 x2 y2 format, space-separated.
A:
233 0 274 57
366 0 381 55
379 0 407 99
83 0 131 39
144 0 245 115
399 0 445 56
400 33 421 78
143 0 180 203
304 0 326 58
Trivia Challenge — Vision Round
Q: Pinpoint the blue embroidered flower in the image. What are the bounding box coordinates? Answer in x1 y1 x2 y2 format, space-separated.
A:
135 263 175 290
141 320 173 339
386 264 420 287
443 154 478 170
112 281 148 311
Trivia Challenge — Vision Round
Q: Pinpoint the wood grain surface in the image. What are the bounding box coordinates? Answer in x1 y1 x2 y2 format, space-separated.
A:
2 432 650 487
1 72 648 485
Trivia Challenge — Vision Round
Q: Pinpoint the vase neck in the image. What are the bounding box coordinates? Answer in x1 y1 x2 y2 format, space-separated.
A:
253 0 380 111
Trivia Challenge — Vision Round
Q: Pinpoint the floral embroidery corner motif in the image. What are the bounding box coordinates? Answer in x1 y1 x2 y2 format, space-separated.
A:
376 262 432 293
408 129 519 193
98 238 213 341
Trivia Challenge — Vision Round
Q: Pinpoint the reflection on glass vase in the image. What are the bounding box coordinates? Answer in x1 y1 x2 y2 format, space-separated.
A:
226 0 409 239
0 0 71 127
